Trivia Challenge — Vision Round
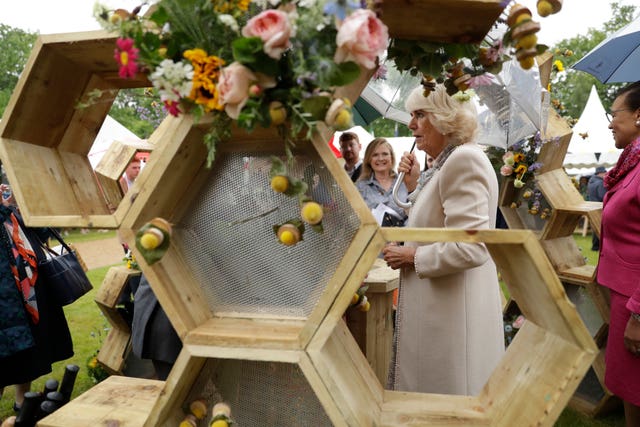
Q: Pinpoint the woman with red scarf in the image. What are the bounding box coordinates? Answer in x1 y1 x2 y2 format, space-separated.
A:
598 81 640 426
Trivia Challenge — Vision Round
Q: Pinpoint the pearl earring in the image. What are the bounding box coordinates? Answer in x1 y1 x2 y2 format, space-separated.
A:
636 120 640 127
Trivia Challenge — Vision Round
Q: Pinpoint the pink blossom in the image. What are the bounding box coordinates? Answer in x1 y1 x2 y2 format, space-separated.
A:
502 151 515 165
242 10 292 60
334 9 389 70
218 62 275 119
500 164 514 176
164 99 182 117
512 315 526 329
114 38 139 79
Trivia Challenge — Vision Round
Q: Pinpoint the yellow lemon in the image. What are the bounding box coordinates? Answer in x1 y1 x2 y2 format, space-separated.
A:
301 202 323 225
269 101 287 126
519 57 535 70
270 175 289 193
211 420 229 427
537 0 553 17
359 300 371 312
351 293 360 305
279 230 296 246
189 399 207 419
277 224 301 246
514 12 532 25
516 34 537 49
140 228 164 250
334 109 353 130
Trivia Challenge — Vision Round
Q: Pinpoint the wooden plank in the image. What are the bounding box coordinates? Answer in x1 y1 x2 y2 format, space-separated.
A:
558 265 596 286
537 110 573 174
95 266 140 307
97 327 131 374
308 320 383 426
479 322 595 425
537 168 585 208
381 391 489 426
145 350 206 427
379 0 505 43
38 376 163 427
184 317 305 350
540 236 588 274
95 139 154 181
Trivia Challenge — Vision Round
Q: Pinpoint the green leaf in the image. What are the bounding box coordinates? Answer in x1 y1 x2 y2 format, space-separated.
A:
135 223 171 265
269 156 286 177
232 36 263 62
326 61 360 87
300 96 332 121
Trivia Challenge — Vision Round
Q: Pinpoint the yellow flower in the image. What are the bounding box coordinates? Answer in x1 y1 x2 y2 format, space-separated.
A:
183 49 225 112
513 153 525 163
553 59 564 72
514 164 528 176
88 357 98 369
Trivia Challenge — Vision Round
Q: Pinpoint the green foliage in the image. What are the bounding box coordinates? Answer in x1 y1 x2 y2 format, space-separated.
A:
108 88 166 139
0 24 36 116
550 2 637 119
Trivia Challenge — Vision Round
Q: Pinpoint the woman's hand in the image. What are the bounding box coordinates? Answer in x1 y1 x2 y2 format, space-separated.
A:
382 243 416 270
399 152 420 192
624 314 640 356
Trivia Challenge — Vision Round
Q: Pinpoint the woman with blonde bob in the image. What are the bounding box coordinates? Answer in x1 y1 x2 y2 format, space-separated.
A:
356 137 408 226
383 84 504 395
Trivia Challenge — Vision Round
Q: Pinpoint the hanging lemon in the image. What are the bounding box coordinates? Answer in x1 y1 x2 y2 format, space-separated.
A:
270 175 289 193
277 224 301 246
139 227 164 250
301 201 323 225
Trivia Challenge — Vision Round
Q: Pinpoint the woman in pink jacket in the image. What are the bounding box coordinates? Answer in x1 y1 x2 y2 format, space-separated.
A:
598 81 640 426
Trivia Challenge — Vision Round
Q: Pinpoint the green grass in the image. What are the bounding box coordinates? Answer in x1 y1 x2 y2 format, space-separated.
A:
0 233 627 425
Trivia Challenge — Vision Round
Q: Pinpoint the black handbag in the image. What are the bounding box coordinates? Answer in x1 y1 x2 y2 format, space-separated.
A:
38 228 93 306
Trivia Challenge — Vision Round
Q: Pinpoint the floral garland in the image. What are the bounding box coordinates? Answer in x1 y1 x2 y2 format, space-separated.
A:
96 0 389 165
385 1 561 96
486 131 555 218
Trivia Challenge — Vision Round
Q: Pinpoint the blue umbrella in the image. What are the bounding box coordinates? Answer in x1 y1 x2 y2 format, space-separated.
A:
573 14 640 83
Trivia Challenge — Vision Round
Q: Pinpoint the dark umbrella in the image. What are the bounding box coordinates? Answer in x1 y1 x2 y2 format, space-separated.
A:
573 14 640 83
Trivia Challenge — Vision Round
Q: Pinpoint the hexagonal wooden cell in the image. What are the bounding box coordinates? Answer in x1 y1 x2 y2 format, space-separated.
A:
145 345 346 426
305 228 597 426
0 31 150 228
119 116 381 351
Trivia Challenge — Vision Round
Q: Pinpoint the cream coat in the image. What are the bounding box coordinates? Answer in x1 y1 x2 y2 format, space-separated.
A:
391 142 505 396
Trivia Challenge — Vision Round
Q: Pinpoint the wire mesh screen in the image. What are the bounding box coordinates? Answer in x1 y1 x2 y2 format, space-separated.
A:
174 151 361 318
182 358 332 426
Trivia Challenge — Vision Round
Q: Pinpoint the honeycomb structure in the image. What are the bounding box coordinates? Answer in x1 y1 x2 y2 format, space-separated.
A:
0 21 603 426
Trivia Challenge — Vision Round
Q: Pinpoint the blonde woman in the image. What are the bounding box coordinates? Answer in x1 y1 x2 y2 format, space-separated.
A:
356 138 408 226
383 84 504 395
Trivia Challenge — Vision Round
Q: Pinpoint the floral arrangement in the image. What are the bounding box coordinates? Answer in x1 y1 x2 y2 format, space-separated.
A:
97 0 389 164
487 131 554 218
386 1 559 96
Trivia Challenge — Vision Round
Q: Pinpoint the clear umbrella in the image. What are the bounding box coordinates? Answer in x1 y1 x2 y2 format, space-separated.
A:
474 58 548 149
573 14 640 83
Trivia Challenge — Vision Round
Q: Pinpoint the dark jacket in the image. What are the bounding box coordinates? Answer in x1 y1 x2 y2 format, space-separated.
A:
587 174 606 202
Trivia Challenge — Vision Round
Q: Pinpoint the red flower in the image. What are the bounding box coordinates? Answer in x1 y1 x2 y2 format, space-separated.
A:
114 38 139 79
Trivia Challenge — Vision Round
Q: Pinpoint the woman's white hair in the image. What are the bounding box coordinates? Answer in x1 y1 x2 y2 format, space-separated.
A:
405 84 478 145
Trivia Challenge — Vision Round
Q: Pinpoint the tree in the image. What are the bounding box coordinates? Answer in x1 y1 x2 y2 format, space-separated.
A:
0 24 37 116
549 2 636 119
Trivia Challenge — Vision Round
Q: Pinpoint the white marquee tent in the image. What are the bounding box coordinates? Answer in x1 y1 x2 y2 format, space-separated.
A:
88 115 145 168
564 85 620 176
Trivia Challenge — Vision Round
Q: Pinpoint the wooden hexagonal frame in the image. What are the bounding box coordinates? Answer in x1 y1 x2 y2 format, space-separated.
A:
0 31 150 228
307 228 597 426
119 117 382 351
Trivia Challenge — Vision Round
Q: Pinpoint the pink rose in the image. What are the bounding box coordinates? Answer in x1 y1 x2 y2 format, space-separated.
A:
218 62 275 119
500 164 514 176
242 10 292 60
334 9 389 70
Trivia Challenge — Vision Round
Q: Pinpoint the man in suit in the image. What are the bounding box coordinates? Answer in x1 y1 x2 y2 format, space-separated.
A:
338 132 362 182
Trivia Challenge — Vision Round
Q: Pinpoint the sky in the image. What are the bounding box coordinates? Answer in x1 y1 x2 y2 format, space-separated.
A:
1 0 637 45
